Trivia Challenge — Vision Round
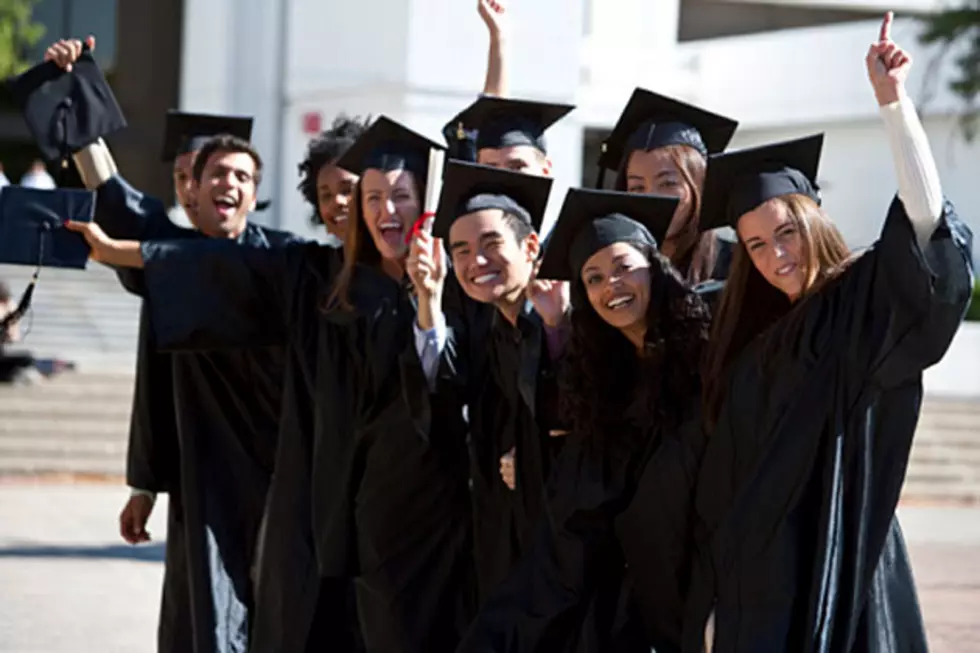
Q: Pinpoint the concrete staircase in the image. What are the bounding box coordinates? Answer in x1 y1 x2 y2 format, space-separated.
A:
0 262 139 477
0 371 133 477
905 397 980 505
0 262 141 372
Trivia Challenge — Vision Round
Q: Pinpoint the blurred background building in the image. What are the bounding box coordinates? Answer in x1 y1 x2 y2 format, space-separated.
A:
3 0 980 245
0 0 977 368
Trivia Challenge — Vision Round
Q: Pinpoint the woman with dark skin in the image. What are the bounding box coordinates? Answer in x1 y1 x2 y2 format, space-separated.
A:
457 188 713 653
689 14 974 651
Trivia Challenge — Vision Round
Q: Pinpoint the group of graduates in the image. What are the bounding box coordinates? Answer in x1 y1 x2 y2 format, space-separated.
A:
0 5 976 652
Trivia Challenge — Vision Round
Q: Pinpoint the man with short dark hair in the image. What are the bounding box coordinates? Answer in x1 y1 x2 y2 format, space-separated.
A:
39 36 297 653
297 115 369 241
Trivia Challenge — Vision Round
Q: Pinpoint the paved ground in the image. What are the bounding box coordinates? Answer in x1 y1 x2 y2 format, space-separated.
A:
0 481 978 652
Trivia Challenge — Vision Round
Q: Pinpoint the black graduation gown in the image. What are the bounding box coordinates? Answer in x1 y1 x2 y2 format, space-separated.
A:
138 239 475 653
443 299 563 602
93 177 195 653
457 400 706 653
684 197 974 652
94 175 298 653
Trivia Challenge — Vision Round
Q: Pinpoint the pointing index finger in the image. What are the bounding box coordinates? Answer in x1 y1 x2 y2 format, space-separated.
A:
880 11 893 43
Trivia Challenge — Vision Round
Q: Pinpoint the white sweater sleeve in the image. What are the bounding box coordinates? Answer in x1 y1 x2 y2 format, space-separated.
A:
879 94 944 247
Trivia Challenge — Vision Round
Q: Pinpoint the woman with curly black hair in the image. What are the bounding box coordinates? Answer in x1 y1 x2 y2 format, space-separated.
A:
297 114 370 238
458 187 713 653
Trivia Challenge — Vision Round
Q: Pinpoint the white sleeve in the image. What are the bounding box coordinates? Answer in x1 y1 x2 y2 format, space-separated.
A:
879 94 944 247
130 487 157 504
412 313 447 392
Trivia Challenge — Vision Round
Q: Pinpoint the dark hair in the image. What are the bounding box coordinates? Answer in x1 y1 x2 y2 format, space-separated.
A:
0 281 10 304
326 170 425 311
702 194 851 432
616 143 718 284
560 241 711 453
500 211 536 244
192 134 263 185
298 115 370 226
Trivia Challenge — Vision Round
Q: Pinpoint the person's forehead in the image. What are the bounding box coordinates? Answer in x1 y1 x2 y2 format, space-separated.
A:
449 208 513 241
317 163 358 185
206 150 255 170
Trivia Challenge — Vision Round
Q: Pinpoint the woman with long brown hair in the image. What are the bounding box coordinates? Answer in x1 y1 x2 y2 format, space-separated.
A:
69 117 476 653
595 89 738 285
458 187 714 653
687 14 974 652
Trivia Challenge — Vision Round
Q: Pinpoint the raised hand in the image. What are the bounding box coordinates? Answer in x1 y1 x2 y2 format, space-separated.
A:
866 12 911 107
63 220 115 263
406 220 446 300
526 263 570 328
44 35 96 72
478 0 508 38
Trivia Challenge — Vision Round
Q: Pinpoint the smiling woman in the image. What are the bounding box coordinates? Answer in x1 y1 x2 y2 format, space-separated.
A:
327 116 435 310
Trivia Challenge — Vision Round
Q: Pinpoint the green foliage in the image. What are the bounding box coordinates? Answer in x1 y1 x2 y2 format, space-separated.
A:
0 0 45 79
920 4 980 140
967 280 980 322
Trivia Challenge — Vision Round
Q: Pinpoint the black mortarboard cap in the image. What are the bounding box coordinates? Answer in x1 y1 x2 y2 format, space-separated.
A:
596 88 738 187
538 188 679 281
444 96 574 155
433 161 553 239
334 115 444 182
161 111 254 162
0 186 96 332
700 133 824 232
9 46 127 169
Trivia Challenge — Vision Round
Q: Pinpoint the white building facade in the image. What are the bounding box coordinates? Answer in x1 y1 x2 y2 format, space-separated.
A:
177 0 980 251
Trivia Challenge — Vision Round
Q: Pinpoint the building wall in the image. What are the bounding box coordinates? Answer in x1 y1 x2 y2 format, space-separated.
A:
267 0 584 239
111 0 183 202
174 0 980 249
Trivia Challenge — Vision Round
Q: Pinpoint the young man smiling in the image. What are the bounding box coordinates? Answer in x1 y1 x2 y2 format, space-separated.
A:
408 161 570 604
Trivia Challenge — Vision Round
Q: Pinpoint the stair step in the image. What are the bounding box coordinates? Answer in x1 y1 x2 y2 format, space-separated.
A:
0 418 130 438
0 436 126 458
0 455 124 476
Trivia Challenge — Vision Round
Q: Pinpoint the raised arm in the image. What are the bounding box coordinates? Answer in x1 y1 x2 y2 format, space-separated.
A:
851 13 975 385
479 0 510 97
866 11 943 247
66 221 305 351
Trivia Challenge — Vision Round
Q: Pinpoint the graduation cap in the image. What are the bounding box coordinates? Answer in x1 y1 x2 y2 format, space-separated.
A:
0 186 96 333
335 115 444 182
700 133 824 232
160 111 254 162
537 188 679 281
8 46 127 175
432 161 553 239
596 88 738 189
444 96 574 157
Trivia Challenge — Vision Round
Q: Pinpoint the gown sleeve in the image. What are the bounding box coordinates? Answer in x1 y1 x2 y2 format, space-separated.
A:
124 304 179 493
458 434 629 652
93 174 190 297
861 197 973 387
139 238 304 351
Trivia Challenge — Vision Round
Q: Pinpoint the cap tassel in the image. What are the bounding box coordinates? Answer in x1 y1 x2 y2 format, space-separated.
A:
1 225 47 335
594 167 607 190
57 100 71 186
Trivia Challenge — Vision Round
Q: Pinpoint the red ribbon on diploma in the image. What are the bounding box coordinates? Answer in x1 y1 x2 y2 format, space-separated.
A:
405 211 437 244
